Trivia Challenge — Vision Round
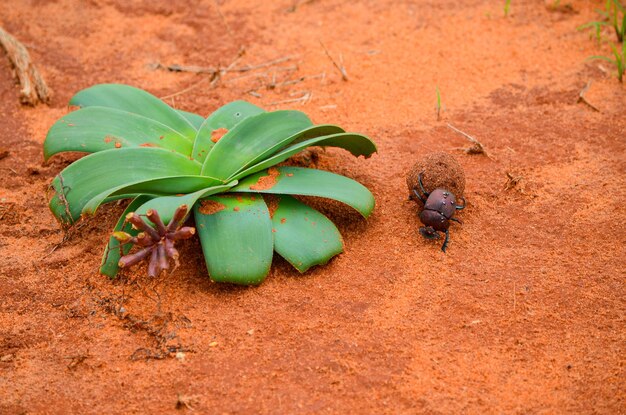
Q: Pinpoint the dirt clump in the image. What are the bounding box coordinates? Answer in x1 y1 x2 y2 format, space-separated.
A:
211 128 229 143
406 151 465 202
250 167 280 191
198 199 226 215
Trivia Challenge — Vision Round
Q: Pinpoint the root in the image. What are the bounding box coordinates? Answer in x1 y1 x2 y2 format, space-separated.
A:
0 26 51 105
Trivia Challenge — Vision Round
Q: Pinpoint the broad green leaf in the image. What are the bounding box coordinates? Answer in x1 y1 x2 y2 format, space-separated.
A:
100 195 152 278
194 194 273 285
176 109 205 130
191 101 264 162
232 166 375 218
201 110 313 179
232 132 377 181
70 83 197 138
82 175 224 215
44 106 193 161
49 148 201 225
272 196 343 273
133 181 238 225
228 124 346 179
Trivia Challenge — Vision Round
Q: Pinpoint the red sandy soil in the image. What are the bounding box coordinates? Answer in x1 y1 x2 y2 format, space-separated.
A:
1 0 625 413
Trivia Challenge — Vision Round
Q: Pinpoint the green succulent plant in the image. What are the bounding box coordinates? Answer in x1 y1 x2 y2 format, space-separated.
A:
44 84 376 285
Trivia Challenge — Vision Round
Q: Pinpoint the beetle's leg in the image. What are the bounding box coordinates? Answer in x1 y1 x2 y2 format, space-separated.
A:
441 229 450 253
450 217 463 225
418 172 430 198
455 197 466 210
412 188 427 204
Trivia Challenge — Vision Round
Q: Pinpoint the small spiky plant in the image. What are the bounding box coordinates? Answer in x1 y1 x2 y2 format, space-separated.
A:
44 84 376 285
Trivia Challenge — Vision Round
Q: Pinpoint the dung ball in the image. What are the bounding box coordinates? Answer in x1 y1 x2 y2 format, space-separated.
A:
406 152 465 202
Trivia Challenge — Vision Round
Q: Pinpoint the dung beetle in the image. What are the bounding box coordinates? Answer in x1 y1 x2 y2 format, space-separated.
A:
412 172 465 252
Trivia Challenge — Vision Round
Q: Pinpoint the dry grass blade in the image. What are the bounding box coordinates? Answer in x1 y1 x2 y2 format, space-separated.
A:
447 123 493 159
277 72 325 87
0 26 51 105
320 41 348 81
232 55 295 73
212 0 234 40
270 91 312 105
577 81 600 112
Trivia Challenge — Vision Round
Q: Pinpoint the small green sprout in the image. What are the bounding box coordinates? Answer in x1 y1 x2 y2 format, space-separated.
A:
578 21 607 45
44 84 377 285
578 0 625 43
504 0 512 17
589 41 625 82
604 0 625 42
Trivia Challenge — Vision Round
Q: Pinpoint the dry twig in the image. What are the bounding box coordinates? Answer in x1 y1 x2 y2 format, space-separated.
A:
447 123 493 159
159 48 246 100
286 0 316 12
577 81 600 112
152 63 218 74
157 52 301 100
0 26 51 105
503 171 524 191
176 394 200 410
65 353 90 370
320 41 348 81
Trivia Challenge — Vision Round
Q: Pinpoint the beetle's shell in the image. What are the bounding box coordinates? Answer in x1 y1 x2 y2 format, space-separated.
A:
420 209 450 232
424 188 457 219
407 152 465 202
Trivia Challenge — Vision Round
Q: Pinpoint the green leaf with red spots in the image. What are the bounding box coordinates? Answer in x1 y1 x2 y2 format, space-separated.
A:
232 166 375 218
272 196 344 273
232 132 376 181
44 106 193 160
201 110 314 179
70 83 198 139
194 194 273 285
82 175 225 216
49 148 201 225
191 100 265 162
